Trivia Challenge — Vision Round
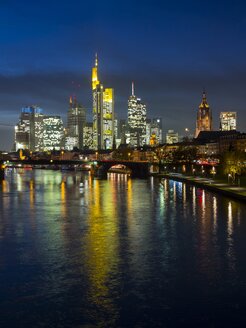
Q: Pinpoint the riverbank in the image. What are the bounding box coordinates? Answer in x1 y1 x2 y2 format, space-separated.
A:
157 173 246 202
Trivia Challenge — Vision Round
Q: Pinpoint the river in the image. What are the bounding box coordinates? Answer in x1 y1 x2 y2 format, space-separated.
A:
0 169 246 327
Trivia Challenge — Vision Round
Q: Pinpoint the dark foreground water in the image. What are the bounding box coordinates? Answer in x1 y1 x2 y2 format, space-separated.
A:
1 169 246 327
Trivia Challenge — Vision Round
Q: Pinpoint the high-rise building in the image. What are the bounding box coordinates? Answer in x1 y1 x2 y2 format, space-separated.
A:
153 118 163 143
195 92 212 138
114 116 118 140
92 54 114 150
15 106 44 151
118 119 127 144
220 112 237 131
146 119 152 145
43 116 64 151
128 82 147 147
67 96 86 150
166 130 179 144
83 122 93 149
103 88 114 149
149 118 163 145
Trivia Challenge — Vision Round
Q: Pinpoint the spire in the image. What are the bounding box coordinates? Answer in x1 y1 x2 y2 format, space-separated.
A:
92 53 99 90
132 81 134 96
202 89 206 101
95 53 98 67
199 89 209 108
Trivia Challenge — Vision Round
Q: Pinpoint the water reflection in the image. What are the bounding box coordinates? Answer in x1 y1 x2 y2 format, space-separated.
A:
83 177 120 326
0 172 246 327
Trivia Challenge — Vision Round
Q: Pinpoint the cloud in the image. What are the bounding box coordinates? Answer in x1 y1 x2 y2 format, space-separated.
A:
0 64 246 150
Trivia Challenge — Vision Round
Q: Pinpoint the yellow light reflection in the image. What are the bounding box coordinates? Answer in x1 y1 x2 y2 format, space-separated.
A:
84 178 119 325
127 178 132 214
182 183 186 204
1 179 9 193
29 180 34 209
60 180 67 217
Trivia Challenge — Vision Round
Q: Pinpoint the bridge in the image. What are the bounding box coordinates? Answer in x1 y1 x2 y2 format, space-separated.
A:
94 160 151 178
0 159 153 179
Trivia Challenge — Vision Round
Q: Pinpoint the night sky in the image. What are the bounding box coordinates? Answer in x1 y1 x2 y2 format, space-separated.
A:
1 0 246 150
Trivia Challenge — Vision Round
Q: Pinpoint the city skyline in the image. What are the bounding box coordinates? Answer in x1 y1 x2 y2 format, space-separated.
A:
1 0 246 149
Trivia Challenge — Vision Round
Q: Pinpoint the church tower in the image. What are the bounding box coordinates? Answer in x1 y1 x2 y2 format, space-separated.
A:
195 91 212 138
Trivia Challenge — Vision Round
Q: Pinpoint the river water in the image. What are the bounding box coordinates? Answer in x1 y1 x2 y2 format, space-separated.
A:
0 169 246 327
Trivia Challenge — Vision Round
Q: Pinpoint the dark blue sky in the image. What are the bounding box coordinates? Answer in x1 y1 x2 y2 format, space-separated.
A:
1 0 246 150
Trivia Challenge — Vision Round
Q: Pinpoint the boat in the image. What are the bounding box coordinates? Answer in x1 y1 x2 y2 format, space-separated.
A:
108 164 132 175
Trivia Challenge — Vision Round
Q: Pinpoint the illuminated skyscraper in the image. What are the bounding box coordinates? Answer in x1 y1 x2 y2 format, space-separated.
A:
119 119 127 144
92 54 114 150
166 130 179 144
66 95 86 150
83 122 93 149
195 92 212 138
128 82 147 147
220 112 237 131
146 118 163 145
15 106 44 151
43 116 64 151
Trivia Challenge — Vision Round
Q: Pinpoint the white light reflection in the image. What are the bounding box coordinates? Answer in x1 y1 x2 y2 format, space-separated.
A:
228 202 233 236
182 183 186 204
212 196 217 233
192 187 196 217
150 176 154 191
16 173 23 192
173 181 176 204
201 190 206 219
227 201 236 273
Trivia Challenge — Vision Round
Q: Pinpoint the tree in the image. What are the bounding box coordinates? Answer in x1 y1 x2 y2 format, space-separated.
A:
222 151 246 183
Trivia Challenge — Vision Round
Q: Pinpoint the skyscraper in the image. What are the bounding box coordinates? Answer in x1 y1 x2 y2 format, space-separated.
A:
66 95 86 150
119 119 127 144
92 54 114 150
166 130 179 144
146 118 163 145
15 106 44 151
128 82 147 147
83 122 93 149
220 112 237 131
43 116 64 151
195 91 212 138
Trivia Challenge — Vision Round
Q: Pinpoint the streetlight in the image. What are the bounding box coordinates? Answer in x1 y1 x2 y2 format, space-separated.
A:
211 166 216 179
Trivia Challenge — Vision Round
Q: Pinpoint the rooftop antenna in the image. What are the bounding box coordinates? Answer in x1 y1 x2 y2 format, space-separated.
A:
132 81 134 96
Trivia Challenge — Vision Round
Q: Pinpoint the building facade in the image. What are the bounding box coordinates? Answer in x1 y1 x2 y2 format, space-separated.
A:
220 112 237 131
195 92 212 138
166 130 179 144
15 106 44 151
128 82 147 147
92 54 114 150
148 118 163 145
66 96 86 150
43 116 64 151
83 122 93 149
